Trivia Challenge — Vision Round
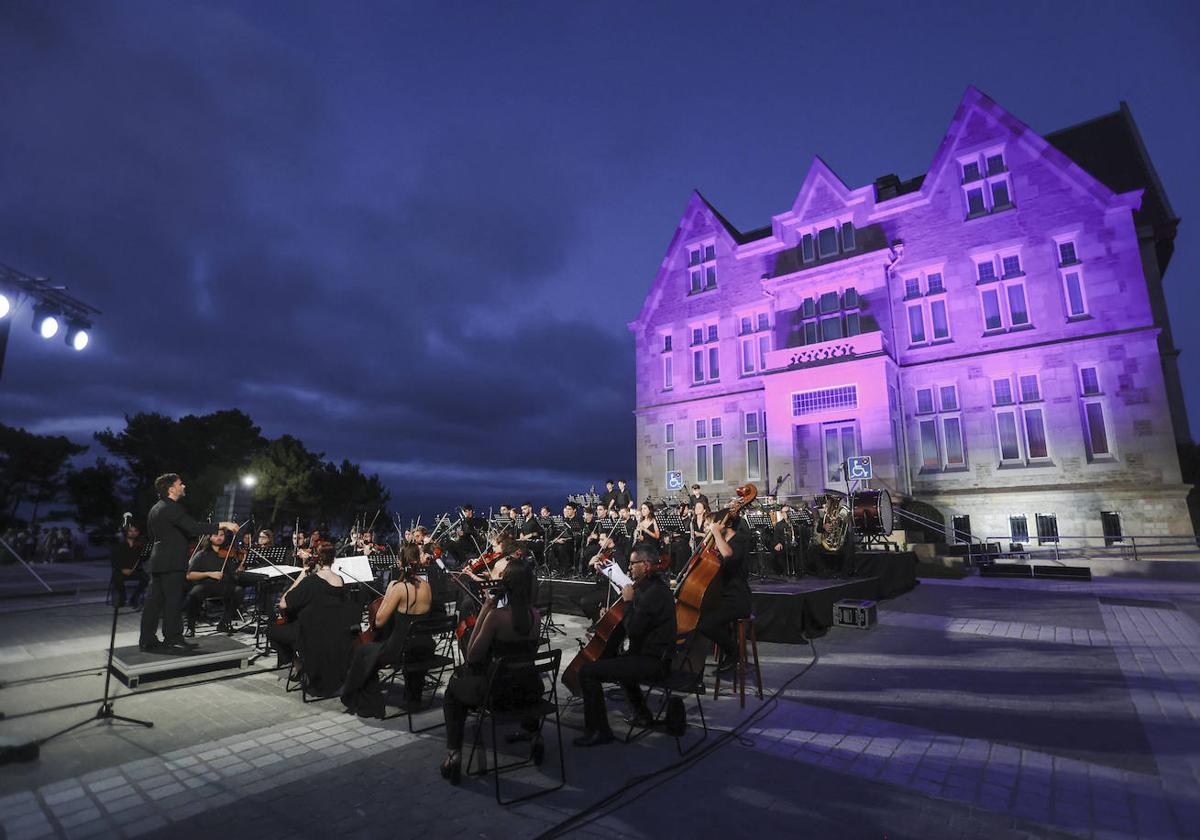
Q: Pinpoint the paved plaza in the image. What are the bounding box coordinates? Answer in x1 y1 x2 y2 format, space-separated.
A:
1 568 1199 839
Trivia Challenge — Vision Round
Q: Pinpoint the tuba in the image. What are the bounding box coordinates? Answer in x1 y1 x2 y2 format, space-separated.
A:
814 501 848 553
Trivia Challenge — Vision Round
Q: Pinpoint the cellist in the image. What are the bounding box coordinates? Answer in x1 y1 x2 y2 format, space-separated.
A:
697 509 754 675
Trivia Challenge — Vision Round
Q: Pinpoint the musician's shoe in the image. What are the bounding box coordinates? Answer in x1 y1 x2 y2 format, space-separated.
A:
572 729 615 747
160 641 196 653
440 754 462 785
184 624 196 638
138 639 162 652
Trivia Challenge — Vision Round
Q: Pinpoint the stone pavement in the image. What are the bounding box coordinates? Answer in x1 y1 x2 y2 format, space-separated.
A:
1 572 1198 839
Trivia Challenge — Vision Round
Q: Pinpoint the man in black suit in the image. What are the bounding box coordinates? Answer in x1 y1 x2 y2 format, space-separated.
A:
139 473 240 653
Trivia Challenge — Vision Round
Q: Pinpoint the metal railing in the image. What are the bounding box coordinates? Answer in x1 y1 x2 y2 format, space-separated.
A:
981 533 1200 565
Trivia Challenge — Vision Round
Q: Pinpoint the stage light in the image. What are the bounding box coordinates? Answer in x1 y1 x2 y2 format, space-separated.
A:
0 293 10 319
32 305 60 339
241 474 258 488
65 320 90 351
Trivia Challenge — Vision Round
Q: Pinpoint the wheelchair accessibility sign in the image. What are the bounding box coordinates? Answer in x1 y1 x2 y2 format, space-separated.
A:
666 471 685 491
846 456 873 480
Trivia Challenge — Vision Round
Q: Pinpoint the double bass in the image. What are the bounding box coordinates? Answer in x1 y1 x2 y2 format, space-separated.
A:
673 484 757 637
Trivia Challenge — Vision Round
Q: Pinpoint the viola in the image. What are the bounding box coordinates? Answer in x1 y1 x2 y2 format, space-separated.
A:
355 595 385 647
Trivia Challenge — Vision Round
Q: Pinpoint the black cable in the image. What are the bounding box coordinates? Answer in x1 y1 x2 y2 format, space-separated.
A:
533 640 821 840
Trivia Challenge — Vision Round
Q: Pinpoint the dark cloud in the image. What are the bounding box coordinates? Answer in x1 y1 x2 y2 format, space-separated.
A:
2 1 1196 520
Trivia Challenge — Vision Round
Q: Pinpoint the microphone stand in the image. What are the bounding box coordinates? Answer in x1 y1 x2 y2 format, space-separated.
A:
33 513 154 757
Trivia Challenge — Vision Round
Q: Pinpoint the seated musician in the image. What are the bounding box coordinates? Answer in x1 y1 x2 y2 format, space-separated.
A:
257 529 274 549
184 528 245 635
341 544 434 717
574 544 677 746
579 530 629 623
456 504 486 560
696 512 753 675
812 495 851 576
577 505 598 575
268 545 347 673
288 529 309 564
550 502 582 576
518 502 543 546
440 560 541 784
110 524 148 608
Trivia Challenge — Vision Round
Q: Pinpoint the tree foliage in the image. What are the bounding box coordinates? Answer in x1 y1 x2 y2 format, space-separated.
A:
0 422 88 526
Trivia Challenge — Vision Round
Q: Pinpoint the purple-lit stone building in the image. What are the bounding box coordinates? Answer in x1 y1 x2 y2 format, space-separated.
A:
629 86 1191 543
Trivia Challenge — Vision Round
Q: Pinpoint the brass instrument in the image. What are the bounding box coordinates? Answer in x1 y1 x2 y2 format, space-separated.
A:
813 499 848 553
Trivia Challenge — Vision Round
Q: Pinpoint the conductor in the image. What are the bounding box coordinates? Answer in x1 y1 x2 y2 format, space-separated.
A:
139 473 240 652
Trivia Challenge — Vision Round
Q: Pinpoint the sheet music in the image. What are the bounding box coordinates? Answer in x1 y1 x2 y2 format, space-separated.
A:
332 555 373 584
598 560 632 593
240 564 304 579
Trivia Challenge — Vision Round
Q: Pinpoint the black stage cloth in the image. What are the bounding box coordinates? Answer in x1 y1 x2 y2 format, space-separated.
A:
537 551 917 645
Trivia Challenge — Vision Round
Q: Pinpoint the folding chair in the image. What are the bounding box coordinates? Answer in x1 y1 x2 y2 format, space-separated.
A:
466 648 566 805
285 601 361 702
380 614 458 732
624 630 709 756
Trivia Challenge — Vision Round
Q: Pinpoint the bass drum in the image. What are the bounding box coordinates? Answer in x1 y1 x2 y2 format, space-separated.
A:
852 489 893 536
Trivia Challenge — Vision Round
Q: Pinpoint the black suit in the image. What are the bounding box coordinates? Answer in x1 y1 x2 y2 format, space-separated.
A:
140 498 221 646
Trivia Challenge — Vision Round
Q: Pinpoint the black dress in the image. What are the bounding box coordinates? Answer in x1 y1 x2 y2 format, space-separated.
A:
268 575 348 666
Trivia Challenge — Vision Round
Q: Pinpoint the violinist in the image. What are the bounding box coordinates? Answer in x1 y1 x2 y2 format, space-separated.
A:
288 529 309 564
184 528 245 635
109 523 148 609
268 545 347 687
456 504 487 559
579 528 629 623
573 545 676 747
697 512 754 675
342 544 434 718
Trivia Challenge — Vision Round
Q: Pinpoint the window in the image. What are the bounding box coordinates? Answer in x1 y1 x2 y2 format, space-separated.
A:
905 267 951 346
926 272 944 293
696 445 708 482
960 148 1014 217
904 277 921 298
930 299 950 340
738 309 773 375
1101 511 1123 545
1054 236 1088 318
665 423 675 444
1009 515 1029 542
744 412 759 435
792 385 858 417
790 288 861 348
687 241 717 294
695 440 723 484
1084 403 1110 457
822 422 859 484
666 448 676 472
662 334 672 352
690 320 720 384
711 443 724 482
799 220 856 263
1080 366 1101 396
993 375 1050 464
662 355 673 390
1058 240 1078 266
710 417 722 437
746 438 762 481
915 383 965 471
696 419 707 439
976 253 1032 333
1035 513 1059 545
907 305 926 344
1078 366 1111 460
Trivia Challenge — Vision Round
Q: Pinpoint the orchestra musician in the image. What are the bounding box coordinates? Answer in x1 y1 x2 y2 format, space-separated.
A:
110 523 149 609
579 526 630 623
612 478 634 513
455 504 487 559
139 473 240 653
288 529 309 564
771 502 804 577
440 560 541 784
633 502 662 552
812 495 852 577
342 543 435 717
184 527 245 635
518 502 542 543
577 506 599 575
549 502 582 576
688 500 712 554
697 511 754 675
686 483 710 511
599 480 618 511
573 544 677 746
268 544 348 693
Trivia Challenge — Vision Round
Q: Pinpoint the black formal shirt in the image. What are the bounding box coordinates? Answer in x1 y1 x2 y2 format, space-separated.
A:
188 546 236 577
519 515 543 540
718 528 752 596
599 490 618 510
147 498 221 574
622 574 677 658
612 488 634 511
110 540 144 573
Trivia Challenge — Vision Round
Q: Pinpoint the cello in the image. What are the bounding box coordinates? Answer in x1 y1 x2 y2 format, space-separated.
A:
673 484 757 637
560 518 632 695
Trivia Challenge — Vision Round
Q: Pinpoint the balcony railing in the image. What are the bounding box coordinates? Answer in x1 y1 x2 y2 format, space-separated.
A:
763 330 889 372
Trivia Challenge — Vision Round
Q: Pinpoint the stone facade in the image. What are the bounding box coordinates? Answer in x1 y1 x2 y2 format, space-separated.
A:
629 86 1192 542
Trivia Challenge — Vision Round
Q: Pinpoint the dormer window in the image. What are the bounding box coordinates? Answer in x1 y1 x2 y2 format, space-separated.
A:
687 241 717 295
800 220 856 264
960 148 1014 219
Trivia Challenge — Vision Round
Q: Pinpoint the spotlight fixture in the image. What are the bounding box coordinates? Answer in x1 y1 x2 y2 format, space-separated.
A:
64 319 90 351
241 474 258 488
0 292 10 319
32 304 60 339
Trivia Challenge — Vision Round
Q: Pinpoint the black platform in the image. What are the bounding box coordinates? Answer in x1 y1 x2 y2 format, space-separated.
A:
537 551 918 645
109 635 254 688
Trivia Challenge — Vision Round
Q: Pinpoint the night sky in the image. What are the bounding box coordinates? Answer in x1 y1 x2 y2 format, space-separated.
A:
1 1 1196 520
